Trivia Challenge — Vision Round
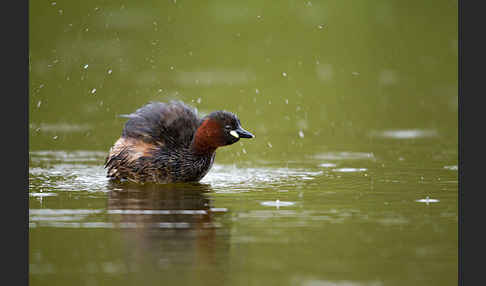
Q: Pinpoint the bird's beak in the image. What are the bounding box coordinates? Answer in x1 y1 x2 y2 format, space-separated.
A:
235 126 254 139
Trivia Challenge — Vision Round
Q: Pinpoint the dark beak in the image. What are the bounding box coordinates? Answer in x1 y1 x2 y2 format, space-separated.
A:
236 127 254 139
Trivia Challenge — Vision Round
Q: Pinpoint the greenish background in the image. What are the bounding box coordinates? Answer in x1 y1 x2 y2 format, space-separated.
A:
29 1 458 285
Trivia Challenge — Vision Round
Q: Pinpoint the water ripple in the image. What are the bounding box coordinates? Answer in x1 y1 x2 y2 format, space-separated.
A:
313 152 375 161
369 129 438 139
202 165 323 191
29 150 325 193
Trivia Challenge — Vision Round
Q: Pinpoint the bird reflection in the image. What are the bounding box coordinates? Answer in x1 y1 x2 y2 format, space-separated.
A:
106 181 230 283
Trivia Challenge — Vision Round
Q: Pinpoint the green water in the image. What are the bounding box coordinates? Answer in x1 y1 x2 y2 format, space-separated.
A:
29 1 458 285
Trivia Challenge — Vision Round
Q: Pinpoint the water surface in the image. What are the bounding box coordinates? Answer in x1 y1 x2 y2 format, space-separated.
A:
29 1 457 285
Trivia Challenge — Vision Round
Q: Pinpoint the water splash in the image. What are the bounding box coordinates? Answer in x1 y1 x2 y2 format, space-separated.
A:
202 164 323 191
30 150 324 193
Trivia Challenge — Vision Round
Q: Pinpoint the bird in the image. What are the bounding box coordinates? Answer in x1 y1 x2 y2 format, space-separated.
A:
104 100 254 184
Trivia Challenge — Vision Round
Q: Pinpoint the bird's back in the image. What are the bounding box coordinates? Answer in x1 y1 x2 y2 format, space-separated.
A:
121 100 201 148
105 101 203 183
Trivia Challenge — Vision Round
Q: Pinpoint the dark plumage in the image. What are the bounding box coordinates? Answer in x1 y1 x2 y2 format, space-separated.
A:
104 101 254 184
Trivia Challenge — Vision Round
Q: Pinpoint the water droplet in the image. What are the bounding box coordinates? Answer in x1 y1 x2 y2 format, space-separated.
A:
37 100 42 108
282 72 287 77
51 2 56 6
196 98 201 103
107 69 112 74
83 64 89 69
242 148 247 154
58 9 63 15
255 88 260 94
53 136 58 140
298 130 304 138
91 88 97 94
285 99 289 104
416 196 439 205
169 66 175 70
352 71 360 76
267 142 273 148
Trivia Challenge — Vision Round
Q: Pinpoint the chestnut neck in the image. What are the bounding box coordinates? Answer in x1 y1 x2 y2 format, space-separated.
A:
191 119 222 155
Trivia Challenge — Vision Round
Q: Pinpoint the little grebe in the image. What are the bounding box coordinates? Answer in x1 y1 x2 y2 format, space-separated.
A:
104 100 254 183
